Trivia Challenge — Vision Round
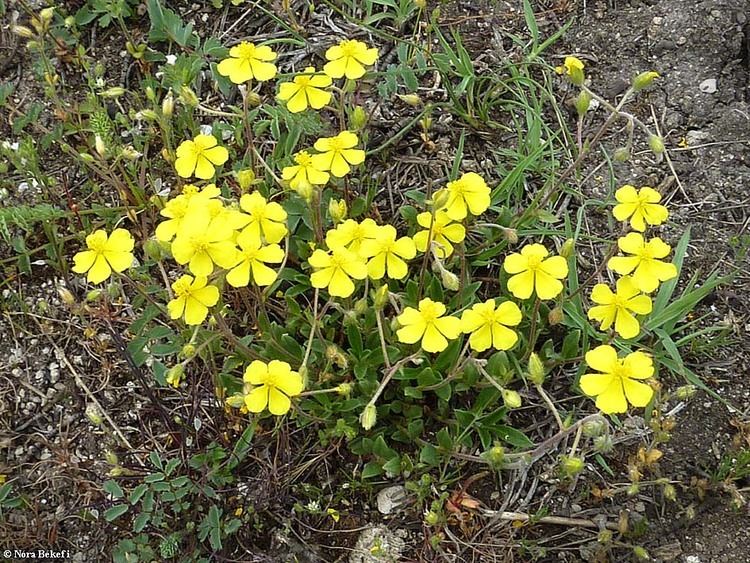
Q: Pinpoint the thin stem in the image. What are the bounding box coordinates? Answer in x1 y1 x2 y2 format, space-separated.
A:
524 297 542 361
536 383 564 431
301 289 320 368
367 353 420 407
375 307 391 370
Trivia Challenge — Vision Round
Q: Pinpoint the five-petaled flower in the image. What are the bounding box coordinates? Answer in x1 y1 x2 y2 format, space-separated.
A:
607 233 677 293
326 218 379 256
503 243 569 300
311 131 366 178
278 67 333 112
308 247 367 298
170 207 238 277
435 172 491 221
174 134 229 180
555 56 585 86
588 276 652 339
323 39 378 79
72 229 134 284
226 231 284 288
396 298 462 353
579 345 654 414
360 225 417 280
412 211 466 259
155 184 221 242
217 41 277 83
238 191 289 244
460 299 523 352
243 360 303 415
282 150 330 194
167 275 220 325
612 185 669 232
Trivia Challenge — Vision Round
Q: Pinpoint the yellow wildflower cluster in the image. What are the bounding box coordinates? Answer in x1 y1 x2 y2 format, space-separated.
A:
581 184 675 413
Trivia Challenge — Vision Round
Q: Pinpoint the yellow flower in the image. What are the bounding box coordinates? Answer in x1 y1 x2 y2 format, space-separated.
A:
278 67 333 112
434 172 491 221
323 39 379 79
238 191 288 244
170 207 238 277
226 231 284 288
612 185 669 232
503 243 568 300
281 150 330 192
588 276 653 339
309 247 367 298
396 298 461 353
412 211 466 259
167 275 220 325
325 218 379 256
460 299 522 352
360 225 417 280
579 345 654 414
155 184 221 242
555 56 585 85
243 359 303 415
217 41 277 83
311 131 366 178
174 134 229 180
607 233 677 293
72 229 134 284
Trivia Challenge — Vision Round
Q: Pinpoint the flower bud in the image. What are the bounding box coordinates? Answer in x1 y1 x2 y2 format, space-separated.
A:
414 0 427 9
354 298 368 316
104 449 119 466
136 109 159 122
397 93 422 106
481 445 505 468
85 403 103 426
575 90 591 116
373 285 389 310
648 135 665 155
527 353 545 385
86 289 103 302
663 483 676 501
181 344 196 358
162 91 174 117
226 394 245 409
582 418 607 438
40 7 55 22
237 169 255 191
560 455 585 477
613 147 631 162
501 388 522 409
632 71 659 92
26 40 40 51
325 345 348 370
359 404 377 430
121 146 141 160
627 483 640 496
12 25 34 38
675 384 696 400
294 182 314 202
501 226 518 244
64 16 75 28
420 116 432 132
57 287 76 305
145 86 156 102
597 529 613 544
94 135 107 157
335 382 354 397
632 546 650 561
245 91 261 107
430 189 449 210
559 238 575 259
440 270 459 291
424 509 440 526
593 434 613 454
101 87 126 98
547 306 564 325
180 85 199 107
166 364 184 387
349 105 368 131
143 238 163 261
328 198 347 224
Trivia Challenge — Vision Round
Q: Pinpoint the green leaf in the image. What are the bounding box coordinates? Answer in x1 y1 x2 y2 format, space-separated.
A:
227 423 255 470
561 330 581 360
436 428 453 452
133 512 150 532
495 425 533 448
104 504 129 521
129 484 148 505
103 480 124 499
361 461 383 479
382 456 402 475
420 445 438 465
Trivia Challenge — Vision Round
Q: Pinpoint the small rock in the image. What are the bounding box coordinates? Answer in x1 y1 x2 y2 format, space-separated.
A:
376 485 407 515
699 79 717 94
350 525 407 563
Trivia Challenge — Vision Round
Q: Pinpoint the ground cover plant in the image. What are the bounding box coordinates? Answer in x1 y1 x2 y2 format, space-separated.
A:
1 0 747 561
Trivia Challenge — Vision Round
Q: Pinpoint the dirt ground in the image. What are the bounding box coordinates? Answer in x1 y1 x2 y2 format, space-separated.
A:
1 0 750 561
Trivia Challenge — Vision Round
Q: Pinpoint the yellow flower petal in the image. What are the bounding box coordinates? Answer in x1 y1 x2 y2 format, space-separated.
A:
595 380 628 413
622 379 653 407
507 270 535 300
421 324 449 353
267 387 291 415
87 255 112 284
585 345 619 373
245 385 269 412
183 296 209 325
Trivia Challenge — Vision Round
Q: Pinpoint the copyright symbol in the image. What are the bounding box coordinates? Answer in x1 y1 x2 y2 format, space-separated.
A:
3 550 10 558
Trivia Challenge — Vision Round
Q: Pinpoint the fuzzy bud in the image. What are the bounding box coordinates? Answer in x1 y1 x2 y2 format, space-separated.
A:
582 418 607 438
121 146 141 160
180 85 199 107
101 87 126 98
145 86 156 102
501 388 522 409
12 25 35 38
143 238 164 261
237 169 255 191
627 483 640 496
613 147 631 162
397 93 422 106
663 483 676 502
359 404 377 431
482 445 505 469
424 509 440 526
440 270 459 291
648 135 665 155
560 455 585 477
161 91 174 117
527 353 545 385
94 135 107 157
335 382 354 397
593 434 614 454
349 105 368 131
86 289 102 302
165 365 184 388
632 546 650 561
57 287 76 305
597 530 613 544
675 384 696 400
354 298 368 316
632 71 659 92
501 227 518 244
245 91 261 107
373 285 389 310
181 344 196 358
136 109 159 122
559 238 575 259
328 198 347 224
104 449 119 466
64 16 75 28
85 403 103 426
430 189 449 210
547 306 564 326
40 7 55 22
575 90 591 116
414 0 427 9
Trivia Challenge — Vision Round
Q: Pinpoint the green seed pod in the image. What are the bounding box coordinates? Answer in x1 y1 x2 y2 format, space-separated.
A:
632 71 659 92
527 353 545 385
359 404 377 430
575 90 591 116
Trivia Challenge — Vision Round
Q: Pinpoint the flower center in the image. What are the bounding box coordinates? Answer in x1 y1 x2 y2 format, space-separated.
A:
237 43 256 61
173 280 192 298
89 239 106 253
526 255 542 269
339 41 358 57
420 303 440 322
191 234 209 252
296 75 313 87
296 152 313 166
